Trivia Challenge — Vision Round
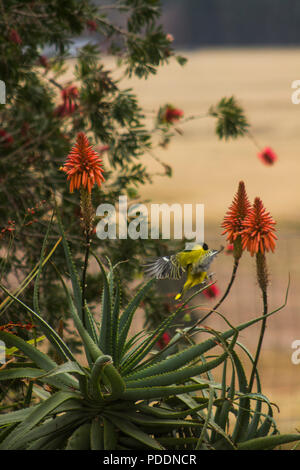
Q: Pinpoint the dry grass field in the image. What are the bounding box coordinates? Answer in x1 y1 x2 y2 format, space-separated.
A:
66 49 300 435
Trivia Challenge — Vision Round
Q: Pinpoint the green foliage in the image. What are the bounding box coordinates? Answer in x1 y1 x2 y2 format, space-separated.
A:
0 0 183 335
209 96 250 140
0 220 298 450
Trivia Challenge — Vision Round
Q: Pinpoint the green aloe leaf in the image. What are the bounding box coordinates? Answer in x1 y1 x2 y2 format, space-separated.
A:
38 361 86 380
117 279 155 363
0 331 77 390
175 393 236 449
125 352 228 388
5 335 45 356
90 417 104 450
0 406 39 426
55 213 98 351
136 402 210 419
119 331 152 369
255 403 276 438
108 410 205 430
234 341 265 440
125 307 283 381
55 268 103 363
33 213 54 317
120 290 203 374
16 411 88 449
92 252 113 355
84 302 99 344
0 367 45 381
0 238 62 318
89 355 112 401
237 433 300 450
111 280 121 364
66 422 91 450
0 391 81 450
0 283 80 368
231 350 250 443
103 417 117 450
213 359 235 439
56 207 82 319
28 433 67 450
195 386 214 449
122 382 209 400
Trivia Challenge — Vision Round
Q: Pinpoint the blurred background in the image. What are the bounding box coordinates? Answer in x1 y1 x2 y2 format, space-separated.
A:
118 0 300 433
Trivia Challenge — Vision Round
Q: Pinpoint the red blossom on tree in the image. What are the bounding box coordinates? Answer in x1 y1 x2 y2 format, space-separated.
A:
203 284 220 299
164 106 184 123
166 33 174 42
54 86 79 117
9 29 22 45
258 147 278 166
38 55 50 69
0 129 14 146
86 20 97 32
156 332 171 350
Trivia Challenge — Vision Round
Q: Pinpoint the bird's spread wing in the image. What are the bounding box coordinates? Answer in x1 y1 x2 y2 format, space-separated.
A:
144 255 184 280
191 246 223 274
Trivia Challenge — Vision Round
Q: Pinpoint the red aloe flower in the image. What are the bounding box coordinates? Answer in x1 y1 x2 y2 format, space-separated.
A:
61 132 105 193
221 181 252 243
258 147 277 166
157 332 171 350
203 284 220 299
163 105 184 124
241 197 277 256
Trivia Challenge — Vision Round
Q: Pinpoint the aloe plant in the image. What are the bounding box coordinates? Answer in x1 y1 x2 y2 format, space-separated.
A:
0 218 299 450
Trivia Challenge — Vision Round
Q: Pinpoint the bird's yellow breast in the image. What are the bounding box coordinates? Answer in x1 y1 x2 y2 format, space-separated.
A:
176 247 206 267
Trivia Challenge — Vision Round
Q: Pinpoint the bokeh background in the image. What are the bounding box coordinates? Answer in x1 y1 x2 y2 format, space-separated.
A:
124 1 300 434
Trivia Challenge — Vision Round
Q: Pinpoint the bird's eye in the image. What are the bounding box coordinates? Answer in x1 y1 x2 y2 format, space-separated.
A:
203 243 208 250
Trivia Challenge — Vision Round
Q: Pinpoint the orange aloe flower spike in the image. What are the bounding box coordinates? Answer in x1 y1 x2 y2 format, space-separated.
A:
61 132 105 193
241 197 277 256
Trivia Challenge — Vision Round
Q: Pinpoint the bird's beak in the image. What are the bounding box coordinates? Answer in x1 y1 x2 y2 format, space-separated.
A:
211 246 224 256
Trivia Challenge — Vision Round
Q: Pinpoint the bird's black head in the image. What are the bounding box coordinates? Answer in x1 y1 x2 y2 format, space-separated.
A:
203 243 209 251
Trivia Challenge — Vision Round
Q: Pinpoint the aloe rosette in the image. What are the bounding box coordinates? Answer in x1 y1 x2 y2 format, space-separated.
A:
0 217 299 450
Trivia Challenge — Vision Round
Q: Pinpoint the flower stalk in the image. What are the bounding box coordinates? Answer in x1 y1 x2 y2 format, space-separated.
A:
240 197 276 392
248 252 269 392
61 132 105 327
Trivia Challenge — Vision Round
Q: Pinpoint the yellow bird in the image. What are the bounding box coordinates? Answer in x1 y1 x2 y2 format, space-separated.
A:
144 242 223 300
